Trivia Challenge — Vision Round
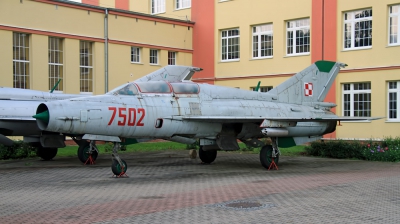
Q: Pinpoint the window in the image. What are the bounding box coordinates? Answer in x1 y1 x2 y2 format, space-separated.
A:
48 37 63 92
12 33 30 89
176 0 190 9
287 18 310 55
344 9 372 49
131 47 141 63
252 24 273 58
150 49 158 64
343 83 371 117
388 81 400 120
168 51 176 65
221 28 240 61
389 5 400 45
251 86 273 92
80 41 93 93
151 0 165 14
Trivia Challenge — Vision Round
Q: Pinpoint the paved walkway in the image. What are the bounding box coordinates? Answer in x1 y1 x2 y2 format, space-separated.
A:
0 150 399 223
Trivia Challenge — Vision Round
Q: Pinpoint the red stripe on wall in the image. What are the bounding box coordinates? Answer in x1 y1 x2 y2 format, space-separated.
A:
108 39 193 53
115 0 129 10
82 0 99 6
312 0 337 139
0 25 105 42
311 0 323 63
191 0 215 84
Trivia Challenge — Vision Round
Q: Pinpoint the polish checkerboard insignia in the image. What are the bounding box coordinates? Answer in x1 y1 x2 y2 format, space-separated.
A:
304 82 313 96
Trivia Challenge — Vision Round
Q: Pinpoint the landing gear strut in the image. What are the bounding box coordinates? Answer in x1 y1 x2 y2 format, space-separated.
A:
259 137 280 169
111 142 128 176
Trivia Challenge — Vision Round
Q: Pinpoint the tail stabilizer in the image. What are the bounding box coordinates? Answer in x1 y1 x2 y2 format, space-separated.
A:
267 61 346 105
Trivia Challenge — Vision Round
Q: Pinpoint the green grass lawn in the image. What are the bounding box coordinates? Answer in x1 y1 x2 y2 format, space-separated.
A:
57 141 306 157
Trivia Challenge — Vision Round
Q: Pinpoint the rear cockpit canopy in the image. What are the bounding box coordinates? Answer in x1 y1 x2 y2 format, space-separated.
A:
170 82 199 94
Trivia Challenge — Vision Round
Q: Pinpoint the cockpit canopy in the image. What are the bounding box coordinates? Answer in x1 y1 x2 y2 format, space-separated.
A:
109 81 200 96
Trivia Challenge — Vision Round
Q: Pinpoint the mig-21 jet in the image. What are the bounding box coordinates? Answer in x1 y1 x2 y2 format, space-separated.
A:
0 66 199 161
33 61 381 175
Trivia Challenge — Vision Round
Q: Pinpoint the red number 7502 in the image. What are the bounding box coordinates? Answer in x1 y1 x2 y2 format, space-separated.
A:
107 107 145 126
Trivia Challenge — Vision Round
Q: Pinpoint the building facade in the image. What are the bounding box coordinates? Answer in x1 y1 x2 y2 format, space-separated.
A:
1 0 399 140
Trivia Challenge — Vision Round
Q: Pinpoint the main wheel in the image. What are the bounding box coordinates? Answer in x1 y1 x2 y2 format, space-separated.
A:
111 159 128 175
259 145 279 169
199 146 217 164
77 141 98 163
36 146 58 160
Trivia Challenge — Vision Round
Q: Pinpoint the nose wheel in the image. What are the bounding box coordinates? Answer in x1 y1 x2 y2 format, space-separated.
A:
111 142 128 177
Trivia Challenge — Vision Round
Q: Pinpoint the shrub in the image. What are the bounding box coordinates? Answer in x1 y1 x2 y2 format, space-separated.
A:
305 137 400 162
0 141 36 160
361 137 400 162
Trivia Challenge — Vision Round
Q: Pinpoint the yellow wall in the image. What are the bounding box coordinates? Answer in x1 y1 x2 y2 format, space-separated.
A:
93 42 106 95
337 0 400 68
334 0 400 139
99 0 115 8
0 0 193 94
129 0 192 20
30 34 48 91
108 15 192 50
0 0 104 39
0 30 13 86
215 0 311 77
336 69 399 139
214 0 312 89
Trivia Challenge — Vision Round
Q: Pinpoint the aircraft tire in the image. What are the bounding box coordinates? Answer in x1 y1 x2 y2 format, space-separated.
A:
111 159 128 176
36 146 58 161
260 145 279 169
199 146 217 164
77 141 98 163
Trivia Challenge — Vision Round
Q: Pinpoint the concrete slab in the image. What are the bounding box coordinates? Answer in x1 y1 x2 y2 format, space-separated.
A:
0 150 399 223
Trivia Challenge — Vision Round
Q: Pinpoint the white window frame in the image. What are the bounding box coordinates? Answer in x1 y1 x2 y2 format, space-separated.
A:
389 4 400 46
343 9 373 50
151 0 165 14
80 41 93 94
388 81 400 120
12 32 30 89
286 18 310 56
221 28 240 61
176 0 190 10
252 24 273 59
48 37 63 92
131 47 141 63
168 51 176 65
150 49 159 65
342 83 371 117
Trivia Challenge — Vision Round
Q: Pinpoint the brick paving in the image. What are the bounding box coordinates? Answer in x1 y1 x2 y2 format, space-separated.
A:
0 150 399 223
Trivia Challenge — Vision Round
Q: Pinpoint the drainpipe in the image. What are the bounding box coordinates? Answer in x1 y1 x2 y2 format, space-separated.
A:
104 8 109 92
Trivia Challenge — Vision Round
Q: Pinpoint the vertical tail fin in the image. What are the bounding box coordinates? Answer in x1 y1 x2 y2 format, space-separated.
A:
267 60 347 105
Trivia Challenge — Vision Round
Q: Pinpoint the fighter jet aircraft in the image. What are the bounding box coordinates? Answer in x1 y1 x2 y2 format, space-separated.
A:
33 61 381 175
1 66 199 161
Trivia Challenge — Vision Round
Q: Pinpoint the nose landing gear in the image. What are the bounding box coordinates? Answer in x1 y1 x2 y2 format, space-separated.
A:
111 142 128 177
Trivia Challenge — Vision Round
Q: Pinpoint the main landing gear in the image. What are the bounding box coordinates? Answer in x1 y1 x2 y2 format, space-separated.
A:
198 146 217 164
77 140 99 164
110 142 128 177
259 137 280 169
36 145 58 161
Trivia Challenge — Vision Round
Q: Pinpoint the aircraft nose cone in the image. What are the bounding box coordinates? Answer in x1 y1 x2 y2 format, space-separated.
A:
33 110 49 123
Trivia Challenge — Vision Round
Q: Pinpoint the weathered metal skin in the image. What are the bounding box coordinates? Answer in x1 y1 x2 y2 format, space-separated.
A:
36 74 340 141
34 61 380 150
